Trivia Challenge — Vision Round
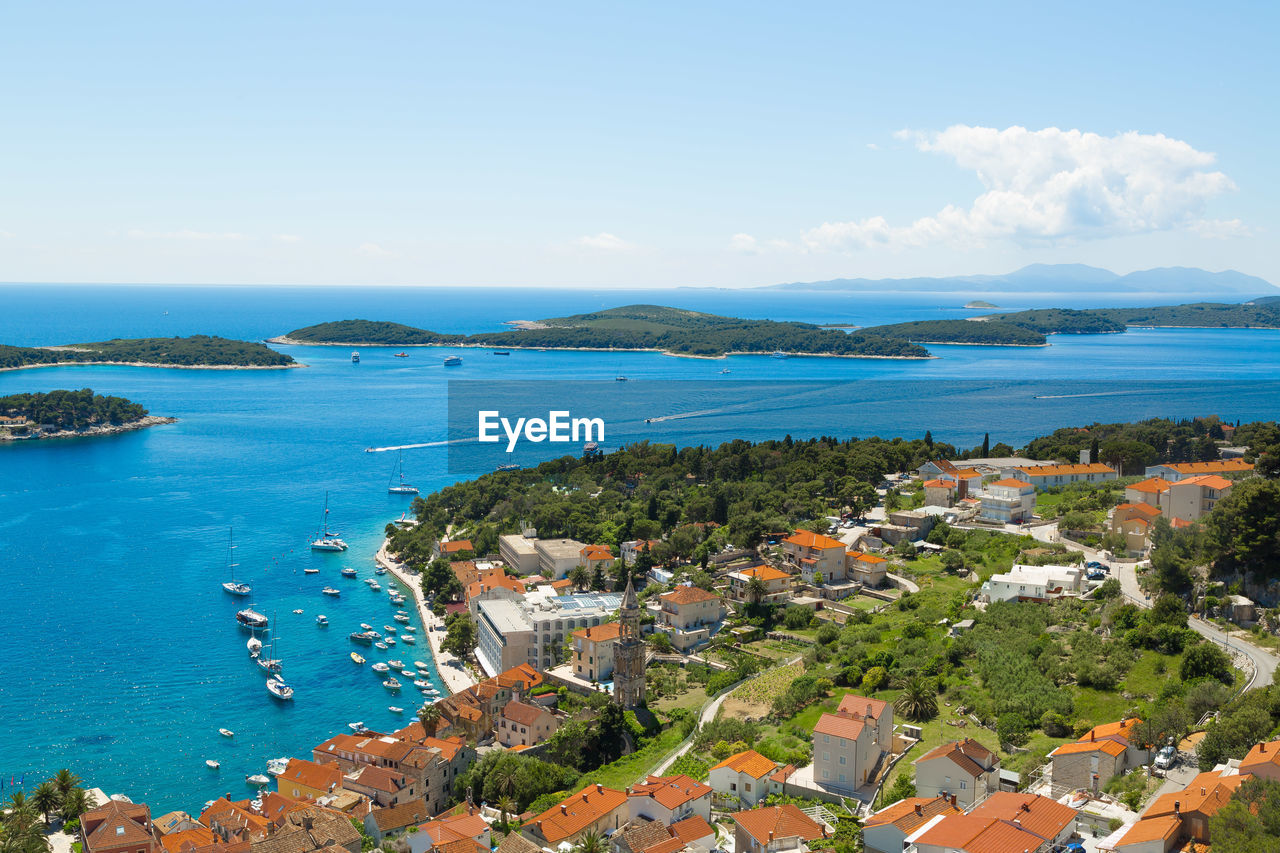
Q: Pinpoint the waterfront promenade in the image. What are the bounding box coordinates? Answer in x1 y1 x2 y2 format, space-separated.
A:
376 538 478 695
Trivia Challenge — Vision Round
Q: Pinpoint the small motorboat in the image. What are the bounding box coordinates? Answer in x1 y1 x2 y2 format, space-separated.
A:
369 583 381 592
348 721 365 732
206 760 220 770
401 669 416 678
349 631 374 645
388 659 405 670
393 613 410 623
304 568 320 574
341 567 358 578
316 615 329 626
414 679 430 689
360 623 373 631
248 637 263 655
443 356 462 366
351 351 360 363
322 587 341 596
375 641 388 651
414 660 430 670
383 624 397 634
401 634 416 644
382 677 402 690
292 609 304 615
374 567 387 575
219 728 234 738
388 705 404 713
492 350 510 355
393 352 409 358
246 774 270 786
402 626 416 634
372 662 390 673
351 652 366 664
384 636 397 646
266 678 294 701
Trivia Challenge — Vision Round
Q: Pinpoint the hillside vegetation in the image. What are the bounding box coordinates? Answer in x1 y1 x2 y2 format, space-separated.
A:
0 388 148 430
859 318 1046 346
283 306 931 358
986 302 1280 333
0 336 295 369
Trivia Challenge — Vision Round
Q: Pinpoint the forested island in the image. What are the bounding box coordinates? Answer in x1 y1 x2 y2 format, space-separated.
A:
0 336 297 371
276 306 930 358
860 318 1047 346
983 302 1280 333
0 389 174 441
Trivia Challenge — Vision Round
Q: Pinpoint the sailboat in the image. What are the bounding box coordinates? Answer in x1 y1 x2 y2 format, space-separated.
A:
256 615 283 674
310 493 348 551
387 451 419 495
221 528 251 596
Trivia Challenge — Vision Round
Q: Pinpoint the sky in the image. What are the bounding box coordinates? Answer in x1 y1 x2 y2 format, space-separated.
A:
0 1 1276 288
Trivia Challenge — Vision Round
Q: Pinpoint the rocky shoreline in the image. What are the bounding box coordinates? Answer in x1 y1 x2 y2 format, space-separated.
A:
0 415 177 443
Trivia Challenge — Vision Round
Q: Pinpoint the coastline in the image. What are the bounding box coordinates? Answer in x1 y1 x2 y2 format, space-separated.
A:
267 337 934 361
375 536 478 695
0 415 177 443
0 361 302 373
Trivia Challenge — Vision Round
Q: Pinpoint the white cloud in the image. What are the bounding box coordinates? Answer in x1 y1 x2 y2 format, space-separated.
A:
357 241 393 258
802 125 1239 251
273 234 303 243
126 228 246 241
575 232 635 251
729 233 760 254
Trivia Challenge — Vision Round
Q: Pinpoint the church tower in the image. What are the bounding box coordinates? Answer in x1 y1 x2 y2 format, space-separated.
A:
613 577 646 708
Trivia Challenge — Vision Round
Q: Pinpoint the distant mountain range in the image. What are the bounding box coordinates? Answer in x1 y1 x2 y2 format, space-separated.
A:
765 264 1278 298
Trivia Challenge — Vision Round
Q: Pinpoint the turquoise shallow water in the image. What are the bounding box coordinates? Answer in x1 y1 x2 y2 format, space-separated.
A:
0 285 1277 811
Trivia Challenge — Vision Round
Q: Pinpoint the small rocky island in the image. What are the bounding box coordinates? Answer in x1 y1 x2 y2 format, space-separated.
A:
0 389 174 442
0 335 297 371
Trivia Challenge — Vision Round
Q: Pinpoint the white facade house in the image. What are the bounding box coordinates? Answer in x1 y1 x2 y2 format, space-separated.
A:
978 478 1037 524
980 564 1085 603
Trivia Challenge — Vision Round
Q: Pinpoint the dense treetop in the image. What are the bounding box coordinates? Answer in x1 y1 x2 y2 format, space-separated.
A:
0 336 294 369
858 318 1047 346
985 302 1280 333
0 388 148 430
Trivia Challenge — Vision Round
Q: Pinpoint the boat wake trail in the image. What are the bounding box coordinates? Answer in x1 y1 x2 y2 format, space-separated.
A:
365 439 476 453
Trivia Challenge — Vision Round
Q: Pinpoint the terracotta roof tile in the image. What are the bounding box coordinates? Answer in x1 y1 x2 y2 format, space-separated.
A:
783 530 847 551
968 792 1075 841
708 750 777 779
629 775 712 810
669 816 715 845
573 622 621 642
863 796 960 833
729 805 824 846
1128 477 1172 494
524 786 628 844
659 586 721 606
1164 459 1252 475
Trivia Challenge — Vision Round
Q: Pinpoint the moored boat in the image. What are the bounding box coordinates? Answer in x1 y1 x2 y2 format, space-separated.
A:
374 567 387 575
401 634 416 644
393 613 410 623
342 567 358 578
310 493 348 551
247 637 263 655
221 528 252 596
350 652 366 665
246 774 270 786
383 624 397 634
349 631 374 645
304 568 320 574
351 351 360 363
266 757 289 776
266 678 294 700
388 659 405 669
384 636 396 646
374 641 388 651
414 660 430 670
316 614 328 626
443 356 462 366
237 608 269 630
387 450 419 495
393 352 408 358
372 662 390 673
292 609 303 614
322 587 341 596
206 759 220 770
219 728 234 738
388 705 403 713
348 721 365 731
382 677 402 690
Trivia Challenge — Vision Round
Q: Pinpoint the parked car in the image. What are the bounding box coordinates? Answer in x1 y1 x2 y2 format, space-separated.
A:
1154 745 1177 770
1087 570 1107 581
1085 560 1106 570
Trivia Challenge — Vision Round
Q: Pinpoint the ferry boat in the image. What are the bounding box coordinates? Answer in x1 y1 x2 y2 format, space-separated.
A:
266 678 294 701
236 608 269 630
315 614 328 626
322 587 341 596
221 529 251 596
387 450 419 495
443 356 462 366
350 652 365 664
351 351 360 363
341 567 358 578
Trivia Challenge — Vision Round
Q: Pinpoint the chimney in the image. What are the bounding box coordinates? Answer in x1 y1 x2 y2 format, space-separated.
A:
1174 802 1180 817
866 704 873 719
1201 787 1206 796
949 795 956 808
560 805 568 815
913 804 923 816
768 832 774 843
1090 731 1095 742
596 783 603 794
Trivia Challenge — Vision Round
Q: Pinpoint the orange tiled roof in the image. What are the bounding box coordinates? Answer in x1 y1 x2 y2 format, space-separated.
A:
524 785 628 844
951 468 982 479
1129 477 1171 494
708 749 776 779
659 586 720 605
1145 771 1249 820
814 711 865 741
968 792 1075 841
863 796 960 832
784 530 847 551
441 540 474 553
1163 459 1253 475
281 759 343 793
730 805 824 846
1051 738 1127 758
573 622 621 642
1241 739 1280 772
581 545 614 561
1082 718 1140 742
368 802 429 833
916 738 997 778
669 816 715 845
1115 502 1162 519
630 775 712 810
923 479 954 489
1015 462 1115 477
989 477 1032 488
733 565 791 583
162 826 215 853
502 700 551 728
1116 814 1181 847
847 551 887 564
1173 474 1234 490
836 694 890 721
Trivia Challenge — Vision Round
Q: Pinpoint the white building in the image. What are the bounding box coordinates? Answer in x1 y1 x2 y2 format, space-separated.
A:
474 592 623 676
981 564 1085 603
978 478 1036 524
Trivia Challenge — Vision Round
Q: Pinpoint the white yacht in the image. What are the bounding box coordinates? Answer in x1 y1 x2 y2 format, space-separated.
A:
266 678 294 701
387 450 419 495
221 528 251 596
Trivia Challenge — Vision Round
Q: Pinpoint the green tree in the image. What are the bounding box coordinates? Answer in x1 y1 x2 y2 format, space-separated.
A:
1181 642 1233 684
568 564 591 592
1208 776 1280 853
51 770 82 800
57 787 94 823
893 675 939 722
441 613 477 660
574 830 605 853
417 702 441 735
745 575 768 605
29 782 59 827
882 773 916 807
1205 479 1280 579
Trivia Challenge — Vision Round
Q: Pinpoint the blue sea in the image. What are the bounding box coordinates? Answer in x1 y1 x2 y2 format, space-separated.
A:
0 283 1278 812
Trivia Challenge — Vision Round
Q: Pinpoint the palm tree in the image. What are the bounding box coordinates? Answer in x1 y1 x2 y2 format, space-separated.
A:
6 794 37 834
417 703 441 735
745 575 768 605
567 565 591 592
892 674 939 722
488 761 519 808
58 788 94 824
575 830 605 853
28 783 59 827
496 796 517 830
0 821 51 853
50 771 82 800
